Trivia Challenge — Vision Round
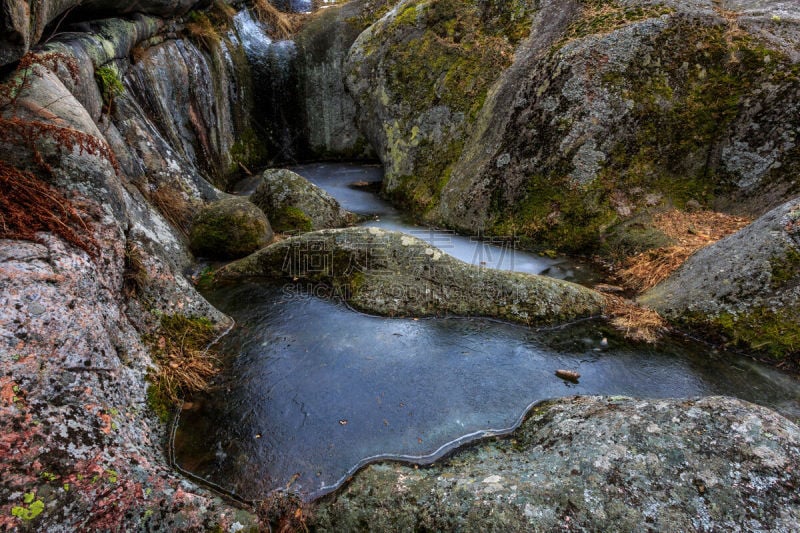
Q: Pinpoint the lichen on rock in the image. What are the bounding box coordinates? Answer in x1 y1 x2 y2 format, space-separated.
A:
249 168 360 232
311 396 800 531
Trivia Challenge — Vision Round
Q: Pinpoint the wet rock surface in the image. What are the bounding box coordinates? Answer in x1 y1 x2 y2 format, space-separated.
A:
216 227 605 325
0 4 261 529
249 168 360 232
312 395 800 532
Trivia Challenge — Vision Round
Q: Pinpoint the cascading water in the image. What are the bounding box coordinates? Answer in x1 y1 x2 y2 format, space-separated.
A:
233 10 306 163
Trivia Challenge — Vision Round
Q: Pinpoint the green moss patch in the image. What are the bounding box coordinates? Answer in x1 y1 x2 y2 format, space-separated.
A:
95 65 124 107
699 307 800 362
770 246 800 288
491 174 616 253
272 206 313 233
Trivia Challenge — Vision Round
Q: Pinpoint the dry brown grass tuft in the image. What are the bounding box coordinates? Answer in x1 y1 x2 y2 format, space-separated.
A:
147 186 196 238
252 0 298 40
619 209 750 292
603 294 668 344
123 242 148 297
257 491 310 533
0 160 98 256
149 315 220 404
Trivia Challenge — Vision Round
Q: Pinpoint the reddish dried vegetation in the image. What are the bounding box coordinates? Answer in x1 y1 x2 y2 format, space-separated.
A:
0 52 120 256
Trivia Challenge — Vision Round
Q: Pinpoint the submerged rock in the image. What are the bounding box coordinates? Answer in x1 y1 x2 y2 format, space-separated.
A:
216 227 605 325
249 168 360 232
311 396 800 531
640 197 800 361
190 197 273 259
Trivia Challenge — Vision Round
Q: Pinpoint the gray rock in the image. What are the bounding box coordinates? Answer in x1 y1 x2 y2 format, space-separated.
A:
640 197 800 358
216 227 605 325
295 0 374 158
249 168 359 232
312 396 800 532
0 0 201 66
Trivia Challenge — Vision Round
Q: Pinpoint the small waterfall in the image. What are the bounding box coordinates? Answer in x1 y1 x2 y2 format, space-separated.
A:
233 9 307 163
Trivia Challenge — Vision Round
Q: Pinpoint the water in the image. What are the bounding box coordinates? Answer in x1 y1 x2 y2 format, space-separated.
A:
233 11 303 162
234 162 595 282
175 283 800 501
176 163 800 501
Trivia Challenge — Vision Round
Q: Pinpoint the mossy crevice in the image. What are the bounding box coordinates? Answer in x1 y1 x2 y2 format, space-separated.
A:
145 314 221 421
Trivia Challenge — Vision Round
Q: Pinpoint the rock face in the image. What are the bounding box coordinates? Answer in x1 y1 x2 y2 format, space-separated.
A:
249 168 359 232
294 0 375 158
0 0 201 66
190 197 273 259
0 4 263 530
347 0 800 252
640 197 800 360
216 227 605 325
312 396 800 531
346 0 539 213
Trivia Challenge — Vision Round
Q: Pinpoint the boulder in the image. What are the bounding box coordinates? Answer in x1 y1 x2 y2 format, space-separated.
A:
190 197 273 259
640 197 800 360
216 227 605 325
249 168 360 233
345 0 800 254
312 396 800 531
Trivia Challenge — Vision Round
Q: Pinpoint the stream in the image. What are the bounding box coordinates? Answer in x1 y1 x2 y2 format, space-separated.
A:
175 163 800 502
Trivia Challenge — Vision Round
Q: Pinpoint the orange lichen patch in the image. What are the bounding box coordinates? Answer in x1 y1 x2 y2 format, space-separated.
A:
98 412 113 435
620 209 750 292
604 294 668 344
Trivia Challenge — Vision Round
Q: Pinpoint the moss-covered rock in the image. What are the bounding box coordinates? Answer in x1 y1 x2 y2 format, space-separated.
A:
640 197 800 362
346 0 800 255
190 197 273 259
249 168 360 233
436 0 800 254
216 227 605 325
345 0 539 217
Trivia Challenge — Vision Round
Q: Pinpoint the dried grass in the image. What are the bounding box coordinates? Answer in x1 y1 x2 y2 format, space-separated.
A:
148 186 195 238
619 209 750 292
149 315 220 404
603 294 668 344
0 160 98 256
252 0 298 40
123 242 148 297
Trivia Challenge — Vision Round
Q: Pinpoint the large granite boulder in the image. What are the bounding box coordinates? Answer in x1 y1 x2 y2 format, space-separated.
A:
216 227 605 325
312 396 800 531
